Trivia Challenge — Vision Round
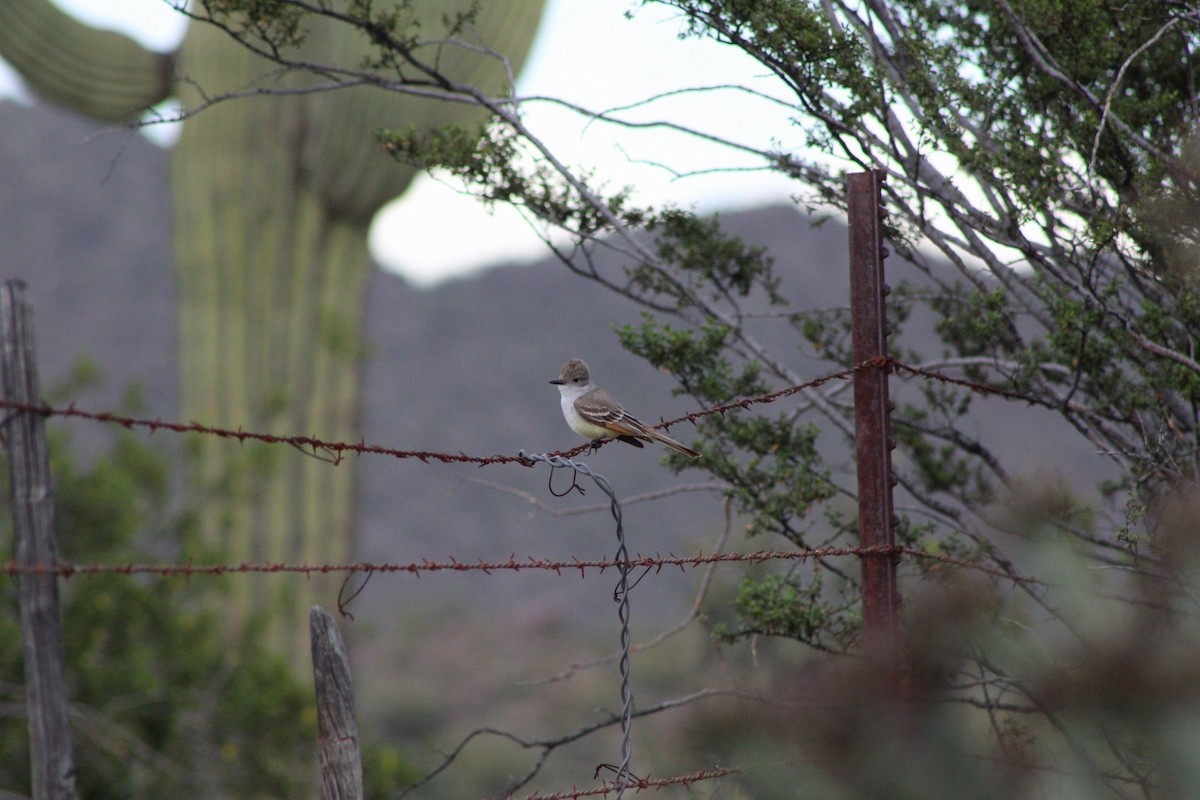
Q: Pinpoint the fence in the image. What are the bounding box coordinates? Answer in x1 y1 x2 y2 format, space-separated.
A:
2 171 1040 799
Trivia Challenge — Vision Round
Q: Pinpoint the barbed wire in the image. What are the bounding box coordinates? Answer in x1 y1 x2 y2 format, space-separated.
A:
0 545 1038 584
660 358 883 429
505 765 741 800
6 355 1022 467
0 396 533 466
0 355 1055 591
888 359 1043 405
0 359 886 466
0 356 1050 469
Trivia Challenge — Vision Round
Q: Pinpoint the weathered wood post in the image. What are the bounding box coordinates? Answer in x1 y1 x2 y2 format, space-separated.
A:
1 281 78 799
311 605 363 800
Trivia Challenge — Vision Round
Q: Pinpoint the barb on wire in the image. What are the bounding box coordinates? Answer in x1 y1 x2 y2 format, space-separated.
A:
517 450 636 798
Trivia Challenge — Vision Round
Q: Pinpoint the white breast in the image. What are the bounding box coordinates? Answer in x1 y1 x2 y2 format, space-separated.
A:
559 388 611 439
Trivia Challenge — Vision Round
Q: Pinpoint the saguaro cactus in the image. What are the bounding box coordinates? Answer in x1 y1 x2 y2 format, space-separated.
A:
0 1 545 659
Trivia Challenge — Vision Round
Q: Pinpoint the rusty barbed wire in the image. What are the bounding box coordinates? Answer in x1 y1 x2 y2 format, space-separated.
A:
0 359 886 465
0 397 532 466
657 358 883 430
888 358 1043 404
0 356 1069 467
0 356 1063 589
0 546 882 578
503 765 742 799
0 545 1038 585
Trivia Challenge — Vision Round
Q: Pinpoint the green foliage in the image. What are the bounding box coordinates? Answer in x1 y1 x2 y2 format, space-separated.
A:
0 411 316 797
617 313 765 402
362 742 422 800
380 123 636 237
198 0 308 50
931 286 1019 360
631 209 783 307
714 572 859 650
618 313 837 541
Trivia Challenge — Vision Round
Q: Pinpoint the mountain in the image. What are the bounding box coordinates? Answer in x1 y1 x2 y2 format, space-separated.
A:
0 101 176 420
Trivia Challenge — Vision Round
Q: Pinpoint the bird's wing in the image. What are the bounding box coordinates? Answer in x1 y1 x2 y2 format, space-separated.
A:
577 389 701 458
574 389 648 437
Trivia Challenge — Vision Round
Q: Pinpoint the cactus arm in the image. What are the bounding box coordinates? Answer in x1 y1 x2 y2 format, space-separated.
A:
0 0 173 121
300 0 549 222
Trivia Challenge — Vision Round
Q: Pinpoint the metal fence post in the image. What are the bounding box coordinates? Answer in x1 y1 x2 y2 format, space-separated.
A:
847 171 900 663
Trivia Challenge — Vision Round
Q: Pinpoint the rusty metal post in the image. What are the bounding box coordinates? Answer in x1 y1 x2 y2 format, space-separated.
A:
847 170 899 659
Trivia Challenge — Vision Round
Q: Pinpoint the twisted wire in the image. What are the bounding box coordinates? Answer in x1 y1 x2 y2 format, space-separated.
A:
518 451 634 798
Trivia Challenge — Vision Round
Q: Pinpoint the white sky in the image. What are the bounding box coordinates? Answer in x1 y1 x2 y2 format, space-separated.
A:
7 1 802 286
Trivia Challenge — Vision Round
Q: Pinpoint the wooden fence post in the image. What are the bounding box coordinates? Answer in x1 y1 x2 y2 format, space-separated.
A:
311 605 363 800
1 281 78 799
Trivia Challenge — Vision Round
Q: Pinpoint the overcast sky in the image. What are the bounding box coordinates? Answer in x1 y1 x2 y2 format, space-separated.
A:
6 1 801 286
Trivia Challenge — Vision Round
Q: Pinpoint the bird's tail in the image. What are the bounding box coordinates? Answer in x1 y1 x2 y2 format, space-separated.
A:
644 427 701 459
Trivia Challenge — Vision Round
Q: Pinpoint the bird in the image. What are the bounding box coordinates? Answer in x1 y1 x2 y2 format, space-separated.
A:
549 358 701 458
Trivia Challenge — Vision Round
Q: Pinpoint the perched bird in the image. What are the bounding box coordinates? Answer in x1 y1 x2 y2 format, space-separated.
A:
550 358 701 458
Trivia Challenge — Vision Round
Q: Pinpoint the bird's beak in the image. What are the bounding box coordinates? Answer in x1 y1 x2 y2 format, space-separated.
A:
549 378 564 385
